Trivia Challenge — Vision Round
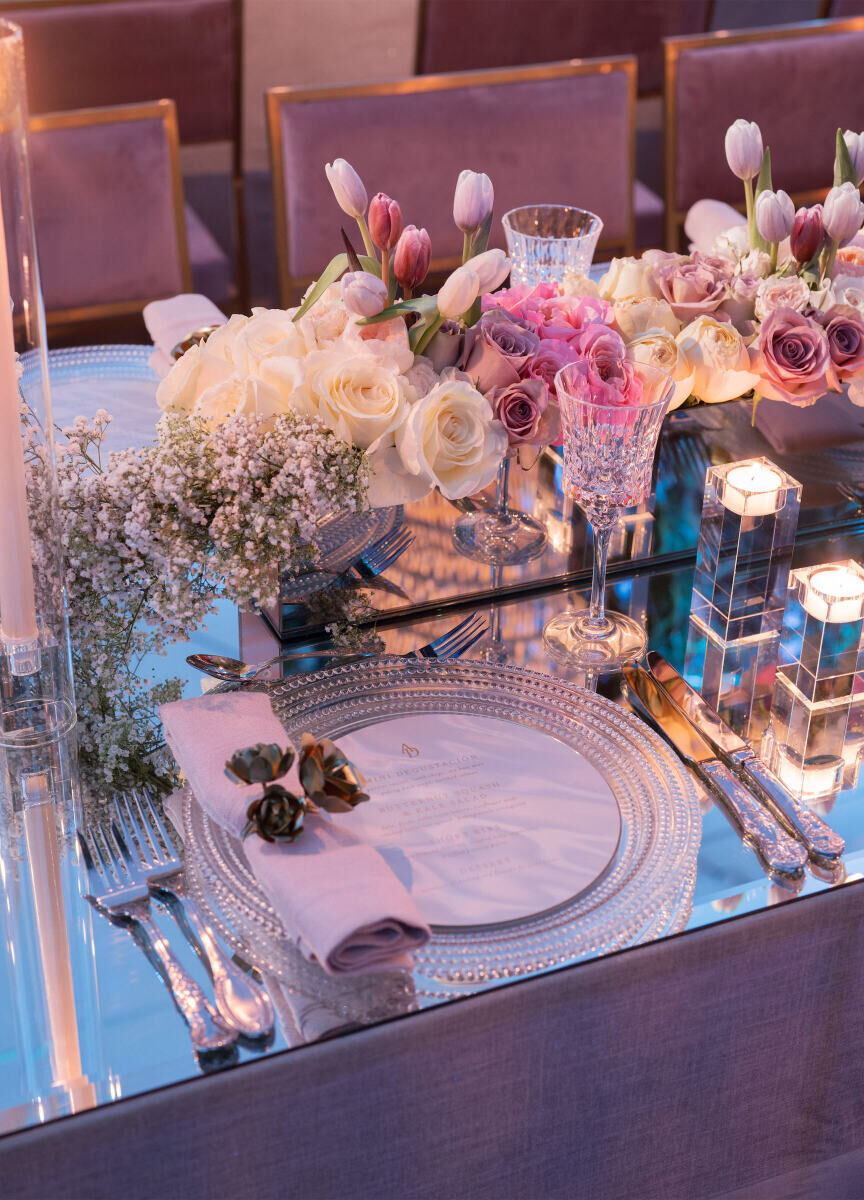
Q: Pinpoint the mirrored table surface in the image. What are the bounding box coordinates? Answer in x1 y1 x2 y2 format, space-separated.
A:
3 523 864 1142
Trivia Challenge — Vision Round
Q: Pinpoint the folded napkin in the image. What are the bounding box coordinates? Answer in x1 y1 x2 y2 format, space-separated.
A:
755 390 864 454
684 199 746 255
160 691 431 975
143 294 227 377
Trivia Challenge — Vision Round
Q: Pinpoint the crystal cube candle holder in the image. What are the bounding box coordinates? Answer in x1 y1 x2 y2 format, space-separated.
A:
684 457 801 739
761 560 864 801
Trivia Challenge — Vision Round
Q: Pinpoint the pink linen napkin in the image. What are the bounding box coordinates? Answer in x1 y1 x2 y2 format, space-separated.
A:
143 294 227 377
160 691 431 975
754 391 864 454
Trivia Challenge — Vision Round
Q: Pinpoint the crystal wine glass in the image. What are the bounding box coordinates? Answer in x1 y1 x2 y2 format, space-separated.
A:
543 362 674 669
502 205 603 286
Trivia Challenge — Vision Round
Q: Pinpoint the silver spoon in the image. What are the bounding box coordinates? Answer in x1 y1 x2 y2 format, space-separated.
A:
186 649 371 683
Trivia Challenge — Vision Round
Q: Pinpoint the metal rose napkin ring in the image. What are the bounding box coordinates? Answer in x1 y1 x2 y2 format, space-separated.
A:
225 737 368 845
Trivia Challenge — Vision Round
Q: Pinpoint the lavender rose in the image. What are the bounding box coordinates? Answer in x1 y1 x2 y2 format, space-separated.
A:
818 304 864 380
656 259 727 322
488 377 560 448
749 307 840 406
461 308 540 392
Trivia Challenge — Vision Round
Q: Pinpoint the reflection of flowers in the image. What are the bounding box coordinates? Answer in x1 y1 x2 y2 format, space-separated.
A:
298 733 369 812
244 786 306 844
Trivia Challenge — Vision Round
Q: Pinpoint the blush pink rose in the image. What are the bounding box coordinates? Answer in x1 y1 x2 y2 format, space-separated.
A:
482 281 558 319
521 338 580 391
557 359 644 413
656 259 727 322
520 293 612 341
749 307 840 405
573 324 628 384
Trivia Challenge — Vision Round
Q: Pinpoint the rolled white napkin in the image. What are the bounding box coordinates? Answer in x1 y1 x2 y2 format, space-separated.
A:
684 199 746 255
143 294 227 377
160 691 431 975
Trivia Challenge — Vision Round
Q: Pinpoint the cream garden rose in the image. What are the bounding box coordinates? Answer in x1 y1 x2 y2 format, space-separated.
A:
193 373 290 427
295 349 411 451
395 378 507 499
613 297 680 342
676 315 759 403
626 331 694 409
597 256 661 302
754 273 811 322
156 343 233 414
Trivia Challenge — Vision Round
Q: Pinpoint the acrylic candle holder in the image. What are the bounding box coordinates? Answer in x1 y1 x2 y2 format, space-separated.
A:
684 457 801 740
761 560 864 802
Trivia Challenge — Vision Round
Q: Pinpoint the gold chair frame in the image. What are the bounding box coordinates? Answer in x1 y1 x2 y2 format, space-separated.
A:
664 16 864 249
1 0 246 307
29 98 192 333
266 58 637 308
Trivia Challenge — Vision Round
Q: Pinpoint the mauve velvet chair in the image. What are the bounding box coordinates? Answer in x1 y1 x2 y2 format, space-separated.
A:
29 100 192 331
267 59 637 308
664 16 864 248
1 0 243 305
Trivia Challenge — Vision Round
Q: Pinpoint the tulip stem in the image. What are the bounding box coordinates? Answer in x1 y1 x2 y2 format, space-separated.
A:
821 239 838 284
414 312 443 357
381 250 390 290
462 232 472 265
356 215 377 260
744 178 756 251
769 243 778 273
751 393 762 426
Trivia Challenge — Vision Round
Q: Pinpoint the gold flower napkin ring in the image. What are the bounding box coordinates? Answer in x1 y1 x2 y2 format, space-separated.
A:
170 324 223 362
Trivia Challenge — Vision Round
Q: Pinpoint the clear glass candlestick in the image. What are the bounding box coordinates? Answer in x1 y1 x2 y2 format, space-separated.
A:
543 362 674 668
502 205 603 286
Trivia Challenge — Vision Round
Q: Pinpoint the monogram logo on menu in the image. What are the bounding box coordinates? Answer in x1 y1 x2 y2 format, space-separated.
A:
401 743 420 758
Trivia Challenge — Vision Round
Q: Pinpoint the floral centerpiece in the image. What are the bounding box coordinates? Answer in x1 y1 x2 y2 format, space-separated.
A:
559 122 864 413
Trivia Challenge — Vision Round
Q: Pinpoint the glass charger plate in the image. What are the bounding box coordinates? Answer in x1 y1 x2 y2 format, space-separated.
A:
184 660 702 1010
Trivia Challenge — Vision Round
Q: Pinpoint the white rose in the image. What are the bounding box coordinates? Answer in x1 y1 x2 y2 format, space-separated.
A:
560 272 602 298
831 274 864 313
203 313 250 364
395 379 507 500
597 256 661 302
193 373 289 427
366 441 434 506
256 354 306 408
230 306 310 372
676 315 759 403
613 297 680 341
626 331 694 410
296 349 410 451
754 274 811 321
340 314 414 374
156 344 233 414
738 249 771 278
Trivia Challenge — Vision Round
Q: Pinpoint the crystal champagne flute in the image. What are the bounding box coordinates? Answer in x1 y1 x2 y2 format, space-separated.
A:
543 361 674 668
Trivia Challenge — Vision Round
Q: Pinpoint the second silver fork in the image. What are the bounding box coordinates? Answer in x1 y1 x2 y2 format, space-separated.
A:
113 791 275 1041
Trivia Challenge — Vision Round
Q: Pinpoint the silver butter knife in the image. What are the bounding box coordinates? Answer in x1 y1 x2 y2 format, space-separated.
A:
623 664 808 883
646 652 844 866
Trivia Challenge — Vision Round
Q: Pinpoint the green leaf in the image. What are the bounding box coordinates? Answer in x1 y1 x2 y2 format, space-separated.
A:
834 127 857 187
341 227 363 273
752 147 772 252
356 301 419 327
291 254 349 322
358 254 382 278
408 316 430 353
468 210 494 259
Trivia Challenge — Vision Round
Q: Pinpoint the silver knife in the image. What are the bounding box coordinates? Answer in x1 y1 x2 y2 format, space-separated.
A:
646 652 845 866
623 664 808 883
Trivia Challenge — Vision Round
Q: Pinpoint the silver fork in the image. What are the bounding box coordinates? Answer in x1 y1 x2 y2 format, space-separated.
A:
351 525 414 581
402 611 487 660
78 826 237 1055
113 790 274 1040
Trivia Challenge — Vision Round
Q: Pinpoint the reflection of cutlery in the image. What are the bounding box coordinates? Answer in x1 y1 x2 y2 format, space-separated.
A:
646 652 844 866
79 828 238 1057
297 525 413 601
624 664 807 884
113 791 275 1041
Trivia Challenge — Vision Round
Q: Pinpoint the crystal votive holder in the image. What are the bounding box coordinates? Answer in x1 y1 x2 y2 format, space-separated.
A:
502 205 603 286
684 457 801 740
761 560 864 801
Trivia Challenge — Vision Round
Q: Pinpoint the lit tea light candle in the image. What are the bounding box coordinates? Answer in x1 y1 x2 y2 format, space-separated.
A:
720 461 785 517
801 564 864 624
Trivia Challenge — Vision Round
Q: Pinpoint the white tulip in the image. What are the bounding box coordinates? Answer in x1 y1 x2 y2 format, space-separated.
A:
453 169 494 234
843 130 864 186
824 182 864 247
324 158 368 218
755 189 795 244
724 119 764 181
340 270 388 318
469 248 511 292
437 265 480 319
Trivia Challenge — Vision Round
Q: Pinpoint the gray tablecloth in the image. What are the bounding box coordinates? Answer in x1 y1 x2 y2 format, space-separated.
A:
2 881 863 1200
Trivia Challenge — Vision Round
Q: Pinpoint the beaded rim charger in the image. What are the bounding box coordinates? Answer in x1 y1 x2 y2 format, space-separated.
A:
184 659 701 1012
